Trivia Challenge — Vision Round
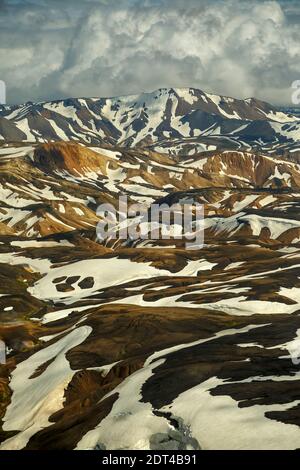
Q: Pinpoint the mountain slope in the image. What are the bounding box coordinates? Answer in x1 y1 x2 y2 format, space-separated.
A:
2 142 300 239
2 142 300 449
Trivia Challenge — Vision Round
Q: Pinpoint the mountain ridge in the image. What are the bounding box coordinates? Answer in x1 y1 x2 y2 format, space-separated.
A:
0 87 290 110
1 87 300 156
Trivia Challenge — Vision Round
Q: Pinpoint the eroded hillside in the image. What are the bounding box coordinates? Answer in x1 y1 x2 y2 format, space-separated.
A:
1 142 300 449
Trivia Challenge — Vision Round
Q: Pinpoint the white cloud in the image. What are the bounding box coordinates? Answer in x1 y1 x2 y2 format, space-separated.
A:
0 0 300 105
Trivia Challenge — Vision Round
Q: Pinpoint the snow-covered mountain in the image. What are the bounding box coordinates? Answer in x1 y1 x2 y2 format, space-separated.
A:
1 87 300 156
2 92 300 450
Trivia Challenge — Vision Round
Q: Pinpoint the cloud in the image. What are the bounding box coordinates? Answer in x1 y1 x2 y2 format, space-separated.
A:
0 0 300 105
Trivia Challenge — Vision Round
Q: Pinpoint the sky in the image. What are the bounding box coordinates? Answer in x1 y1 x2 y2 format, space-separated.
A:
0 0 300 105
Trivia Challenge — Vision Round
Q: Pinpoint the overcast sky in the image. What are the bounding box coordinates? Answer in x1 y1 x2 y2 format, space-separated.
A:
0 0 300 105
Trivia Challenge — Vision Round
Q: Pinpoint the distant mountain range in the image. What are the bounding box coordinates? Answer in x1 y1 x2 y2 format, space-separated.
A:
1 87 300 156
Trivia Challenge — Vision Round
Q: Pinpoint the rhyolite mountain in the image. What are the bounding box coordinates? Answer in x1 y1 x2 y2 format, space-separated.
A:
1 87 300 155
2 141 300 450
2 90 300 450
